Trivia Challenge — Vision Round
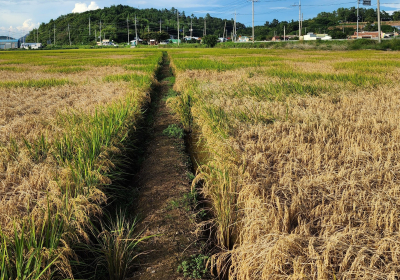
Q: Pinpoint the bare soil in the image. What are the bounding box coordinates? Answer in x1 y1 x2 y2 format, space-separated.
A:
129 58 202 280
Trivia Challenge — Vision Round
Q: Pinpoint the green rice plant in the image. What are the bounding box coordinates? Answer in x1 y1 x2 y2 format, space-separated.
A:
23 134 49 163
0 66 25 72
0 49 162 279
88 212 154 280
199 105 230 139
266 68 379 87
0 78 71 88
0 210 66 280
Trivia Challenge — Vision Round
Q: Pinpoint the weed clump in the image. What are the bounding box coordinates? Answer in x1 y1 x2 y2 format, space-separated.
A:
177 254 209 279
162 124 184 139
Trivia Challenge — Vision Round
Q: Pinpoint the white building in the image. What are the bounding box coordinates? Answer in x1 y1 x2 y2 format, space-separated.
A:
20 43 42 49
302 33 332 41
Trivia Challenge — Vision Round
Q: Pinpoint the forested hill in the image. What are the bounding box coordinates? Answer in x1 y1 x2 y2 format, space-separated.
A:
25 5 245 45
25 4 400 45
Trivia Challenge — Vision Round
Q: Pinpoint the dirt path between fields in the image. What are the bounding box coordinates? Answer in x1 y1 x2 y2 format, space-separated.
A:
128 54 203 280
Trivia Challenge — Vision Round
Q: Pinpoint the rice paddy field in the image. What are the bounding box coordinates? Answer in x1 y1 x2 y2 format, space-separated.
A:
168 48 400 279
0 49 162 279
2 46 400 280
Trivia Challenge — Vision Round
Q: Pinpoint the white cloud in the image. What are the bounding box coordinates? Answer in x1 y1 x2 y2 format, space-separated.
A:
18 19 38 31
72 1 99 13
269 7 290 10
382 4 400 9
0 19 38 33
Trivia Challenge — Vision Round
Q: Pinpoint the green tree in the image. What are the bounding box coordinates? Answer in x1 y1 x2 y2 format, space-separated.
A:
141 31 169 42
202 35 218 47
393 11 400 21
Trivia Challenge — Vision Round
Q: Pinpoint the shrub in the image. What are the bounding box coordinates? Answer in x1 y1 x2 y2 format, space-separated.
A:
202 35 218 48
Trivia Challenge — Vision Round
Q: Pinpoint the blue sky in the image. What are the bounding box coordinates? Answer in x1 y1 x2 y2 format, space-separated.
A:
1 0 399 38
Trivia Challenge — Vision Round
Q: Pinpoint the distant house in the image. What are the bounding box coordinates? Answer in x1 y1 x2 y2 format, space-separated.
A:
302 33 332 41
350 31 384 39
170 39 181 44
20 42 42 49
237 36 252 42
0 39 19 49
271 36 281 41
184 36 200 42
286 35 297 40
149 39 157 46
130 38 143 46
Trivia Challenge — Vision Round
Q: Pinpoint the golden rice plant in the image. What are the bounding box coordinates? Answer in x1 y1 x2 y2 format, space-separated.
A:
0 49 163 278
169 48 400 279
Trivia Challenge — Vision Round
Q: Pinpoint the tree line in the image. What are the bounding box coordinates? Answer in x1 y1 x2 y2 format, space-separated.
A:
25 5 399 44
25 5 243 45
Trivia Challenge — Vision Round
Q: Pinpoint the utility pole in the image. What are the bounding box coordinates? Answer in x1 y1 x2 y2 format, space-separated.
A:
357 0 359 38
302 13 303 31
127 16 129 44
89 17 91 36
292 0 302 37
204 18 206 36
251 0 258 43
54 24 56 45
190 18 193 38
95 30 97 44
377 0 381 43
234 11 237 42
135 15 138 46
37 28 39 43
299 0 301 37
68 23 71 46
223 21 226 41
284 26 286 41
100 20 102 44
160 19 162 33
177 10 180 46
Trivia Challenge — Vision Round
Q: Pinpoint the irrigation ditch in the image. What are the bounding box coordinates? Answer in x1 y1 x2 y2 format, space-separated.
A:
70 52 214 280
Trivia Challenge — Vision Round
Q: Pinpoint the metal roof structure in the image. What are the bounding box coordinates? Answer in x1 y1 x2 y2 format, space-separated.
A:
0 39 19 49
0 39 19 43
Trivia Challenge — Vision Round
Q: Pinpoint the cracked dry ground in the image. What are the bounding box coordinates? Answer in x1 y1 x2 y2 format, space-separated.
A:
128 60 201 280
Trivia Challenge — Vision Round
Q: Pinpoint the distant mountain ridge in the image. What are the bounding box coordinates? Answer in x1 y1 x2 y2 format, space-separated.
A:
0 36 16 40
